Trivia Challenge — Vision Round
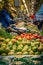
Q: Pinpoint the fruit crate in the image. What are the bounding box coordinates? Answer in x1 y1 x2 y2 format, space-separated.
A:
0 55 43 65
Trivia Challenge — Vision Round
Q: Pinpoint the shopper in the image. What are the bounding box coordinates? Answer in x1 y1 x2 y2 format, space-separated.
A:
0 2 16 28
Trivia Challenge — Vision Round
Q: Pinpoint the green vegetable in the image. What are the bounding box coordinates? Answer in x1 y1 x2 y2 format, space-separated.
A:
0 29 12 39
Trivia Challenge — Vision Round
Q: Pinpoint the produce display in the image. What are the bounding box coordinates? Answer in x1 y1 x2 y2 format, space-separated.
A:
15 22 40 34
0 33 43 56
0 1 43 65
26 23 40 34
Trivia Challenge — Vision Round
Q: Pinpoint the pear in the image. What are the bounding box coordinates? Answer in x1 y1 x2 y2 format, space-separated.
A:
8 50 14 55
29 51 34 55
5 39 10 43
13 45 17 50
35 52 40 55
17 44 23 51
1 53 7 56
15 41 20 45
16 52 22 55
22 45 29 52
32 46 38 52
23 52 28 55
38 44 43 51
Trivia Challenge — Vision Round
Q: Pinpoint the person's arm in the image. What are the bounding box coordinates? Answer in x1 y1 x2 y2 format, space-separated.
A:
2 9 14 24
0 11 9 28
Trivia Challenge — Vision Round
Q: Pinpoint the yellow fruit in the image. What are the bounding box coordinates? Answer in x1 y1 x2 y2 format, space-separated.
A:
11 39 16 43
29 51 34 55
16 52 22 55
8 50 14 55
5 39 10 43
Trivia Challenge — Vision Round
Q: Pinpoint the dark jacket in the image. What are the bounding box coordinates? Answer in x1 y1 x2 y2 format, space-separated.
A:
0 8 14 28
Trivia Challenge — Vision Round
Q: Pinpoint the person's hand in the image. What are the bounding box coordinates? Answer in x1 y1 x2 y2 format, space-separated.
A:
10 24 16 27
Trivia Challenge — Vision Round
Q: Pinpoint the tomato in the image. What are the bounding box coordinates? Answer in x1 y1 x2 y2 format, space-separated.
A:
20 33 43 41
37 35 41 39
20 34 24 38
33 34 38 38
22 33 26 35
30 36 34 39
22 33 25 34
41 36 43 39
26 36 30 40
34 34 38 36
15 36 20 40
32 34 36 38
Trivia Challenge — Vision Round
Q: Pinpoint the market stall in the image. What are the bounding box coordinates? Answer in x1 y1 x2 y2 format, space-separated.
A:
0 0 43 65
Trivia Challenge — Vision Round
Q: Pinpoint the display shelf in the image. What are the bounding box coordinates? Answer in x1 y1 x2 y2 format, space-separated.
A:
0 55 43 65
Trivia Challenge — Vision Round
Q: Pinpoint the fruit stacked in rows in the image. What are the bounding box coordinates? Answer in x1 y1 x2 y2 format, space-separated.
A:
0 33 43 56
